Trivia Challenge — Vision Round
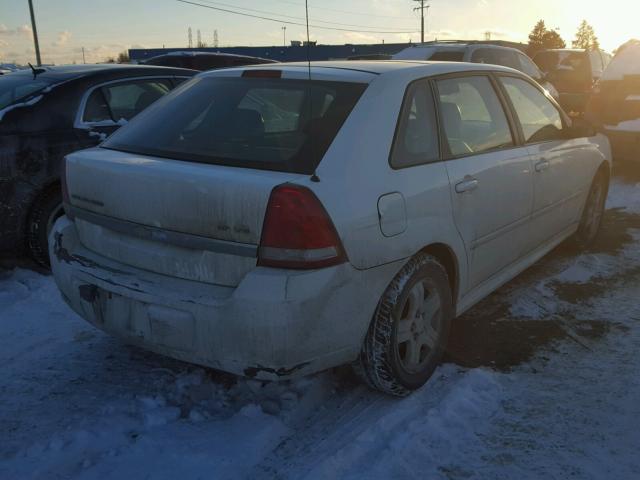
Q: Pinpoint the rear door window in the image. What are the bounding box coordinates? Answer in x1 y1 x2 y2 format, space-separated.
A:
500 76 565 143
83 79 172 124
103 77 367 174
390 80 439 168
436 75 514 157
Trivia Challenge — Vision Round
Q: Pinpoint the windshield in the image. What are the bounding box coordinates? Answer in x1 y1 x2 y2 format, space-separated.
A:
0 74 54 110
103 76 367 174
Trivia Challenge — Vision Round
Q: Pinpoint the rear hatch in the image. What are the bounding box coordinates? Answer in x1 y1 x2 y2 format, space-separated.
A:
65 69 368 286
591 43 640 127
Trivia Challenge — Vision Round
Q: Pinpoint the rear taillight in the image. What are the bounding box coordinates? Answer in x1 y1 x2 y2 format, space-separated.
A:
60 157 75 220
258 184 346 270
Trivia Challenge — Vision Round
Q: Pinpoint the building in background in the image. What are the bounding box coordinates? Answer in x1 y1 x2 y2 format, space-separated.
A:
129 40 526 64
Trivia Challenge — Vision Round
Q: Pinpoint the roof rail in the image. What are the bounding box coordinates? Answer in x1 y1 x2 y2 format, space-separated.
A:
410 39 525 47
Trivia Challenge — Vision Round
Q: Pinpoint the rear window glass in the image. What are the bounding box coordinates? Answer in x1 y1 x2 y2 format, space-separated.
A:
103 76 367 174
0 74 54 110
534 51 587 73
428 51 465 62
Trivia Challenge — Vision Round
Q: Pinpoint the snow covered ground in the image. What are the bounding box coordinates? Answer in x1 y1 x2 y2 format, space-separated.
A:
2 176 640 479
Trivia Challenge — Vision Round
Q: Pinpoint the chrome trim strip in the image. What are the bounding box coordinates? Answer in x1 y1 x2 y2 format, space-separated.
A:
68 205 258 258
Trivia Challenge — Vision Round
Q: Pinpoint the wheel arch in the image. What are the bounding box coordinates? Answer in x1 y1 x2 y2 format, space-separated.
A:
596 160 610 184
25 180 62 227
419 242 460 311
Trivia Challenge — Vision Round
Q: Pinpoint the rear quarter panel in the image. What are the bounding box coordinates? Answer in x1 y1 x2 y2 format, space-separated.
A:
305 71 468 289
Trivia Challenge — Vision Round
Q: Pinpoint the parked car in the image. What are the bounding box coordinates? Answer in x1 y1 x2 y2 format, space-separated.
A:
140 51 277 71
586 40 640 162
392 41 560 100
0 64 196 265
534 48 612 114
50 61 610 396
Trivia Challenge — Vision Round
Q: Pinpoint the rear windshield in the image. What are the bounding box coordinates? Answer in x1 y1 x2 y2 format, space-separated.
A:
428 51 465 62
0 74 54 110
103 76 367 173
534 51 587 74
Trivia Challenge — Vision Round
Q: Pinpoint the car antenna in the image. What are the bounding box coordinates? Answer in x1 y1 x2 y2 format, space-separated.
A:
305 0 320 183
28 62 45 78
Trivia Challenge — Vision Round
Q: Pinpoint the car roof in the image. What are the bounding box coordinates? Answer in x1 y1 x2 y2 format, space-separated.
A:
201 60 521 82
402 42 518 51
150 51 275 61
6 64 196 82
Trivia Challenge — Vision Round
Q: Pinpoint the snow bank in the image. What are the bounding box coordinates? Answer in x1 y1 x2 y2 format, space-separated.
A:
299 367 503 480
607 179 640 213
604 119 640 131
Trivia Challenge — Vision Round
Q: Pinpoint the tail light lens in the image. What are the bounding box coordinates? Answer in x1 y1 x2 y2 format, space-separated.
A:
258 184 346 269
60 157 75 220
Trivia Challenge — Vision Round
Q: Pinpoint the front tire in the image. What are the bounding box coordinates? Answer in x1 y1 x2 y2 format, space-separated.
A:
356 254 453 396
26 189 64 267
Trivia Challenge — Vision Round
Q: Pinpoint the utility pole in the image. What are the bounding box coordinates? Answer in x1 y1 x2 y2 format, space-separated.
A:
27 0 42 66
413 0 428 44
282 26 287 47
188 27 193 48
81 46 85 64
214 30 219 48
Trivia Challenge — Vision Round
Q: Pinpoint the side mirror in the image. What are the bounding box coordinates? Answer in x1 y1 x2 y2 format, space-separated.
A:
568 117 596 138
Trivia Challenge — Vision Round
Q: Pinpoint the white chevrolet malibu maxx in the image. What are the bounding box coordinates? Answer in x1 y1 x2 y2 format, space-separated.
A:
50 61 611 396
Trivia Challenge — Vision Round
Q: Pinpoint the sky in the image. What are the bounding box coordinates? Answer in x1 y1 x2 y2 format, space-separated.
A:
1 0 638 65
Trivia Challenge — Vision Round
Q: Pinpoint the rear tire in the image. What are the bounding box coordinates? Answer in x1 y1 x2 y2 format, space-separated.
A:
355 253 453 396
26 188 63 267
572 169 608 249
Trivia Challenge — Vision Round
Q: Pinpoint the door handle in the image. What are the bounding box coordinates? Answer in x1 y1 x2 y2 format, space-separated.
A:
535 160 550 172
455 178 479 193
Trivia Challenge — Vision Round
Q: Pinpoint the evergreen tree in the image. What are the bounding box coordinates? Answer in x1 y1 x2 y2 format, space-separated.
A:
527 20 567 56
542 30 566 50
117 51 130 64
573 20 600 50
527 20 548 56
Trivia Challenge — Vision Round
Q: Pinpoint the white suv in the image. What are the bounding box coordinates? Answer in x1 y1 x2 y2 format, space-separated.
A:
50 61 610 396
394 42 560 100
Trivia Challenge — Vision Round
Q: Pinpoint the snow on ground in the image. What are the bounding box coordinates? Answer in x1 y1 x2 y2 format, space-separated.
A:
2 177 640 479
606 177 640 213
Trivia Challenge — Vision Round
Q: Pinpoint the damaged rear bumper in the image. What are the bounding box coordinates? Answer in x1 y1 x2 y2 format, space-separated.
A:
49 216 399 380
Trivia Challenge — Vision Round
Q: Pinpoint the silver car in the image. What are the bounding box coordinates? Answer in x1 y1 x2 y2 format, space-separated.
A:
50 61 611 396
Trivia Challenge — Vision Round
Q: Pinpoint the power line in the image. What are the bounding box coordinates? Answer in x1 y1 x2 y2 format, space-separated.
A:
175 0 420 34
413 0 429 43
194 0 415 30
269 0 416 20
